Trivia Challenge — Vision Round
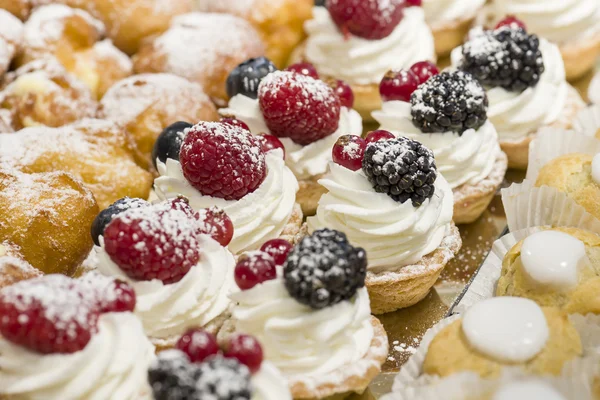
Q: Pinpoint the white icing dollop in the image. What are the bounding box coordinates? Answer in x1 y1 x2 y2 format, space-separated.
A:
462 297 549 363
97 235 236 340
592 153 600 185
219 95 363 179
307 162 454 272
492 380 567 400
230 279 373 380
154 150 299 254
520 231 586 290
451 34 570 142
0 313 155 400
304 6 435 85
422 0 486 26
252 361 292 400
372 100 501 189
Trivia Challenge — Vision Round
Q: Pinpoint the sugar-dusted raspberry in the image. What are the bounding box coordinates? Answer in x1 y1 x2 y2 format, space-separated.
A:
260 239 293 266
332 134 367 171
405 0 422 6
327 0 404 40
224 334 264 374
79 273 137 313
380 69 419 102
91 197 150 246
195 207 234 247
176 328 220 364
103 202 203 284
257 134 285 158
409 61 439 85
495 15 526 31
285 62 319 79
258 71 341 145
180 122 267 200
220 117 250 132
234 251 277 290
365 130 395 143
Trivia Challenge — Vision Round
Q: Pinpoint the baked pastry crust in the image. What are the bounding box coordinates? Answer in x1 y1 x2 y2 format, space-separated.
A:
0 10 23 78
0 0 30 20
431 15 475 58
297 174 327 217
561 32 600 82
366 223 462 314
0 243 42 289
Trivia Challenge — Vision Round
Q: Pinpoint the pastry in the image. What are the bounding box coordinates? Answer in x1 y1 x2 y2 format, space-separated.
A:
293 0 435 121
132 12 265 105
98 73 218 163
451 23 585 169
0 118 153 210
497 227 600 316
18 4 132 99
196 0 313 68
0 273 155 398
372 67 507 224
0 9 23 78
0 0 30 20
481 0 600 81
0 243 41 289
423 297 582 378
94 197 237 349
422 0 485 57
0 58 97 130
220 64 363 215
308 136 461 313
0 168 98 276
222 228 389 399
154 121 303 255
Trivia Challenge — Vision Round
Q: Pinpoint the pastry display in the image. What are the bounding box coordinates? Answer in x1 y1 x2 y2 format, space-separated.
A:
132 12 265 105
293 0 435 120
373 67 507 224
17 4 132 99
196 0 313 68
451 22 585 169
154 121 303 255
0 9 23 77
223 229 389 399
94 197 237 349
0 273 155 398
308 137 461 313
0 118 153 209
220 64 362 215
482 0 600 81
98 73 218 163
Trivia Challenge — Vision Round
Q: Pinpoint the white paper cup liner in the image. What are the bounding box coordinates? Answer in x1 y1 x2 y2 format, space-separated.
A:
573 105 600 138
589 71 600 105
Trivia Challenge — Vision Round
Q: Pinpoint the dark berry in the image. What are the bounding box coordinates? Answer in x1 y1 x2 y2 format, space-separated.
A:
176 329 220 363
283 229 367 309
362 137 437 206
257 134 286 158
365 130 395 143
149 350 201 400
410 70 488 134
285 62 319 79
195 207 234 247
152 121 193 169
226 57 277 99
380 69 419 102
409 61 439 85
224 334 263 374
315 0 326 5
460 27 544 92
196 357 252 400
234 251 277 290
327 0 404 40
328 79 354 108
332 135 366 171
260 239 293 266
220 117 250 132
495 15 527 31
91 197 149 246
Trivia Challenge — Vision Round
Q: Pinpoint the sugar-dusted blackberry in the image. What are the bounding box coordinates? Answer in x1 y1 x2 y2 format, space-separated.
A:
283 229 367 309
148 350 201 400
196 356 252 400
410 71 488 135
362 137 437 207
460 27 544 92
226 57 277 99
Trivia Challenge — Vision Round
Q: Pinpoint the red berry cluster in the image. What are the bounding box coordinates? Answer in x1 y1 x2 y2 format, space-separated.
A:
495 15 527 31
234 239 293 290
0 273 136 354
331 130 395 171
175 328 264 374
379 61 439 102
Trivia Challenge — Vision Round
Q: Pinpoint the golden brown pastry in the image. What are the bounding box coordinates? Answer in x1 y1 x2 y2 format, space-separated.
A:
0 118 153 210
0 243 42 289
0 58 97 130
196 0 313 68
132 13 265 105
0 168 98 276
0 10 23 77
98 73 219 162
18 4 132 99
0 0 30 20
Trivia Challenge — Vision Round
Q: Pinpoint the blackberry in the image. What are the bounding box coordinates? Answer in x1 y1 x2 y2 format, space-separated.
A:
90 197 149 245
283 229 367 309
460 27 544 92
362 137 437 207
152 121 193 169
226 57 277 99
196 357 252 400
148 350 201 400
410 71 488 135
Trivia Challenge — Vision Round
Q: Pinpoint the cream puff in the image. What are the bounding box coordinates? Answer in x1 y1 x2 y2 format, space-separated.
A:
0 9 23 78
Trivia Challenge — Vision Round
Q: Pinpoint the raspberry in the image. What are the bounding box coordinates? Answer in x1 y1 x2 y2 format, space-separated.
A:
195 207 234 247
495 15 526 31
97 280 136 313
285 62 319 79
234 251 277 290
409 61 439 85
327 0 404 40
365 130 395 143
260 239 293 266
91 197 150 246
176 328 220 364
405 0 422 5
220 117 250 132
258 71 341 145
224 334 263 374
332 135 367 171
380 69 419 102
328 79 354 108
257 134 285 158
180 122 267 200
103 202 203 284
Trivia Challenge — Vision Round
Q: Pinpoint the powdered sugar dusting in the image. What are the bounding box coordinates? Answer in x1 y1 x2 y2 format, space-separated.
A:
259 71 335 104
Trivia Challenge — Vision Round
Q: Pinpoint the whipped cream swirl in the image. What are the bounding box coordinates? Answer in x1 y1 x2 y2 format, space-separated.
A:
252 361 292 400
97 235 236 339
489 0 600 44
423 0 486 26
307 163 453 273
0 313 155 400
220 94 363 179
230 279 373 379
372 101 501 189
304 6 435 85
154 151 298 254
452 35 570 141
